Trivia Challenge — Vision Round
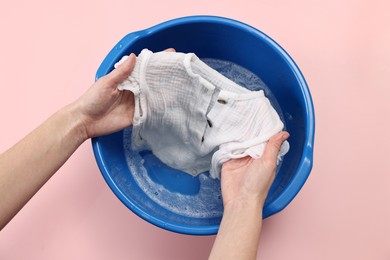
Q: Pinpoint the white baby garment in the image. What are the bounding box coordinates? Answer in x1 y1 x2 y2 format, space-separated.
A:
115 49 289 179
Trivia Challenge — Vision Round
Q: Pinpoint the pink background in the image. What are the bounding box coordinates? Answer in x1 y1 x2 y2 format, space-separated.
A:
1 0 389 259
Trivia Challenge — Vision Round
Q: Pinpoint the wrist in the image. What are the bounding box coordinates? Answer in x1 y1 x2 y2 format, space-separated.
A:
62 102 89 143
223 196 264 217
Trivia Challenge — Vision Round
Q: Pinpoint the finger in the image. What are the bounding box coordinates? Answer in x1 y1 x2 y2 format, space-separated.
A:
222 156 251 172
163 48 176 52
261 131 290 164
104 53 136 86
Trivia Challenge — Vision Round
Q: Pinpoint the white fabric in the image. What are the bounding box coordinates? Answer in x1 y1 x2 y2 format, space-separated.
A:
115 49 289 179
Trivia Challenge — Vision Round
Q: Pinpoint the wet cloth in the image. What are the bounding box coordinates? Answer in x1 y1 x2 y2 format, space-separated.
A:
115 49 289 179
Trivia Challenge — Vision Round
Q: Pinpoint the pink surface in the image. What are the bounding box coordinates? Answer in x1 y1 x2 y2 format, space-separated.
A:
0 0 389 259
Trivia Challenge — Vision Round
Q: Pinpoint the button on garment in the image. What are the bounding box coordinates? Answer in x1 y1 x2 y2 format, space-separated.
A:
115 49 289 179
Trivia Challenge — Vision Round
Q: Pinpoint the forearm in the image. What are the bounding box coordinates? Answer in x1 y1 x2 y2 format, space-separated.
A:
209 200 263 260
0 103 87 230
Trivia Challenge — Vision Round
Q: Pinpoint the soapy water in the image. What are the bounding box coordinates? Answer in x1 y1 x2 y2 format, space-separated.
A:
123 59 285 219
124 136 223 219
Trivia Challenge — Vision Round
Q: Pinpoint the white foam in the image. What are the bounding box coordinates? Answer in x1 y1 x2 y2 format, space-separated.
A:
124 128 223 218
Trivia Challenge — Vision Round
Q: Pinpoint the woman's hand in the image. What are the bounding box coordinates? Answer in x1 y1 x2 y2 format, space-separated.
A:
221 131 290 208
210 131 289 260
74 53 137 139
73 48 176 139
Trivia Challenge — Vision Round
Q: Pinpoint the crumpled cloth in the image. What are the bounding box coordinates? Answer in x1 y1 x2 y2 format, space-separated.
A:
115 49 289 179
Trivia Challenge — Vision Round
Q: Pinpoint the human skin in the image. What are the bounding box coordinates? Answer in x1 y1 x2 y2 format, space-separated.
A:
0 53 137 229
0 48 288 260
209 131 289 260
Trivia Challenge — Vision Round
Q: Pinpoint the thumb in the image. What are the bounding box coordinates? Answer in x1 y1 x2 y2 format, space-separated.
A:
104 53 136 86
261 131 289 167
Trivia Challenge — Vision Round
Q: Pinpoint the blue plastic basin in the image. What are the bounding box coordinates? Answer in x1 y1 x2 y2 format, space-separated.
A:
92 15 315 235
